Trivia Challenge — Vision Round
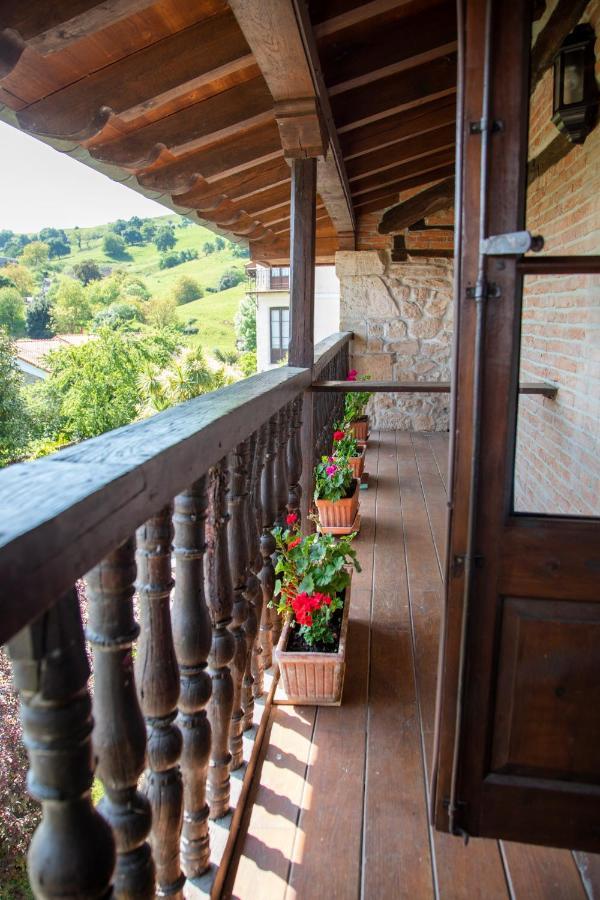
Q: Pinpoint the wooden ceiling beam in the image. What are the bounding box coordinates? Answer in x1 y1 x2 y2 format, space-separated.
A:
378 177 455 233
351 148 455 197
138 120 281 193
333 54 457 132
346 122 456 180
321 2 456 96
0 0 155 76
313 0 421 37
341 96 456 160
228 0 355 240
16 11 254 141
90 77 273 167
353 163 456 211
173 158 289 207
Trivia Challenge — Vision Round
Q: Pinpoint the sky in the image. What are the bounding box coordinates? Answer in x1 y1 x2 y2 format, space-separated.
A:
0 120 168 233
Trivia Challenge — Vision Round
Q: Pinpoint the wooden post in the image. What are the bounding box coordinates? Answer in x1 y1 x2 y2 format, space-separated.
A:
288 157 317 526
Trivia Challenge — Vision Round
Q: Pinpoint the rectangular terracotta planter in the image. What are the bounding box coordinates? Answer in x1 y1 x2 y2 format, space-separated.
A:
348 446 365 480
274 583 351 706
315 479 359 528
349 416 369 444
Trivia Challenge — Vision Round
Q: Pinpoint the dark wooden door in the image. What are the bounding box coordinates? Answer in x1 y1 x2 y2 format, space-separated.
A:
432 0 600 851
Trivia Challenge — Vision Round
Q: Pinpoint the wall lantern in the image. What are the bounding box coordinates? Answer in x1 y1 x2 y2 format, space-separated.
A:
552 23 599 144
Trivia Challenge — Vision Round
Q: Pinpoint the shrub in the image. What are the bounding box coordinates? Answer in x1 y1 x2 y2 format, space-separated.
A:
0 287 26 336
21 241 50 270
213 347 239 365
0 330 31 464
218 268 243 291
234 293 257 351
26 295 54 338
155 225 176 253
72 259 102 285
203 241 215 255
159 252 180 270
173 276 203 305
238 350 257 377
92 302 141 331
102 232 128 259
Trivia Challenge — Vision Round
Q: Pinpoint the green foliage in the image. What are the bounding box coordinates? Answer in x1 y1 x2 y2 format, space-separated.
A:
218 267 243 291
21 241 50 269
0 287 26 336
313 454 353 502
72 259 102 285
51 277 92 332
102 232 128 260
26 295 54 338
145 295 179 330
141 221 157 242
155 225 176 253
92 302 142 331
272 522 360 606
122 226 143 246
213 347 239 365
139 344 228 414
331 425 359 460
214 237 226 251
203 241 215 255
2 264 34 297
231 243 250 258
172 276 203 305
343 376 372 422
0 330 31 466
238 350 257 377
158 248 198 269
234 292 256 351
29 329 180 442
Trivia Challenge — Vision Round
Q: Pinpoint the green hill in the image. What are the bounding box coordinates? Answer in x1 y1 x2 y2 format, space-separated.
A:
3 213 249 355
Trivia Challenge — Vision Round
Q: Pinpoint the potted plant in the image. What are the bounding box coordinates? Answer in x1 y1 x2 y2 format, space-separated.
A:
344 370 373 444
332 426 365 480
314 454 360 533
271 521 360 705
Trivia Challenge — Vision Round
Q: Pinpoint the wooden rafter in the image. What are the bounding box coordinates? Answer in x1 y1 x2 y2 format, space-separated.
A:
346 122 455 180
351 148 455 197
378 177 455 232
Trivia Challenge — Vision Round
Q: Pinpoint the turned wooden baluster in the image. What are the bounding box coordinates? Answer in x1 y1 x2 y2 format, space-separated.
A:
9 588 116 900
259 414 278 668
87 541 155 899
275 405 290 526
205 460 236 818
136 508 185 899
227 439 251 769
241 430 263 729
249 423 267 702
287 396 303 522
172 478 212 877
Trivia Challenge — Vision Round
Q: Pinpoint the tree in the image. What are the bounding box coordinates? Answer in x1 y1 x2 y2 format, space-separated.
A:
235 292 257 351
39 228 71 259
29 329 180 442
72 259 102 285
0 330 30 466
203 241 215 255
0 229 14 251
0 287 26 336
74 226 82 250
141 221 157 242
26 295 54 338
122 226 143 246
172 276 203 305
21 241 50 270
51 277 92 332
231 243 250 258
218 267 244 291
145 295 179 330
103 232 128 259
92 302 142 331
2 264 35 297
155 225 176 252
214 236 226 251
139 345 228 414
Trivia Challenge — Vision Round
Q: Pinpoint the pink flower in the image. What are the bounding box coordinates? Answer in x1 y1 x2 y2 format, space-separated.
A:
286 512 298 525
326 464 337 476
333 430 345 441
347 369 358 380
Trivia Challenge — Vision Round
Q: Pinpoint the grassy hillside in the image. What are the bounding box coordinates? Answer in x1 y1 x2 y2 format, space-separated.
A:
175 282 244 355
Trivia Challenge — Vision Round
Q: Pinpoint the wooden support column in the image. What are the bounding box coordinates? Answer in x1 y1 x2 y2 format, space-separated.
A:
288 157 317 526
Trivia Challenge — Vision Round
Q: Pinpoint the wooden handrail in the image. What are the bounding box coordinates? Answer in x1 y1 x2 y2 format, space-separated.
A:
313 331 352 374
312 379 558 399
0 365 311 644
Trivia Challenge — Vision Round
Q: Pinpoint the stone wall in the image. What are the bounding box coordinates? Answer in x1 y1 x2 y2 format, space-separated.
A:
336 249 453 431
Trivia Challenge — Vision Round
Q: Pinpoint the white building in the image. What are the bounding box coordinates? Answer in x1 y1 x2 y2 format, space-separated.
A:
252 264 340 371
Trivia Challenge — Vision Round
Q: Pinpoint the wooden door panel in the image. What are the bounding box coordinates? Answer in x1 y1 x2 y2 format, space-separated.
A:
491 598 600 781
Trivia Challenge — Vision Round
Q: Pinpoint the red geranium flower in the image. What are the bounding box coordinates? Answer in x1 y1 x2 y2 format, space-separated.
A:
286 512 298 525
333 430 345 441
287 536 302 549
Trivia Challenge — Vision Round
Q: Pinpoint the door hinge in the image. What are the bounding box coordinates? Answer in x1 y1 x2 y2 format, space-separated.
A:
480 230 544 255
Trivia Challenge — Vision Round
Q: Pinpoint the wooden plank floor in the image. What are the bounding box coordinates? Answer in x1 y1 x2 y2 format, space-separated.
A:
226 432 599 900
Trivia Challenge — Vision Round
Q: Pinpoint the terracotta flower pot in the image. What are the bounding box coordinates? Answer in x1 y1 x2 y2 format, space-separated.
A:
349 416 369 444
315 479 359 529
274 583 351 705
348 446 365 480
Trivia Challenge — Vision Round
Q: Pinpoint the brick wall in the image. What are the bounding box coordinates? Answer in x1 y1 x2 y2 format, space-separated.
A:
336 249 453 431
513 0 600 516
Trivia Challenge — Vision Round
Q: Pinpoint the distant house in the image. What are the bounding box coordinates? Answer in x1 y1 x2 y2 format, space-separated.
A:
251 264 340 371
14 334 95 383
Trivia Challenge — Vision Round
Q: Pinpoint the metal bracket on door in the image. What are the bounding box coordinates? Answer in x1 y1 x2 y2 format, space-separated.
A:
480 230 544 255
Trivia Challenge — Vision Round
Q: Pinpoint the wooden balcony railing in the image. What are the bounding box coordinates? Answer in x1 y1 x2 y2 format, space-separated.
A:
0 332 351 900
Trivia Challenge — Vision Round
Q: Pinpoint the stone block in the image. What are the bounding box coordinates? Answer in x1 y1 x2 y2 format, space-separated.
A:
398 299 422 319
367 321 385 337
385 320 408 339
409 317 443 339
351 353 393 380
335 250 386 278
340 319 367 339
386 340 419 355
340 276 401 317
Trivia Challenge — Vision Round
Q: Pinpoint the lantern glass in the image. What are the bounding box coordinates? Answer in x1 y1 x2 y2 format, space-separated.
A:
563 48 585 105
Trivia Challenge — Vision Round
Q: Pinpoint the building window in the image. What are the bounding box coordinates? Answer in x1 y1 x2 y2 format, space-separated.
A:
270 306 290 363
270 266 290 290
